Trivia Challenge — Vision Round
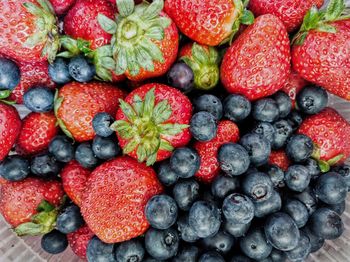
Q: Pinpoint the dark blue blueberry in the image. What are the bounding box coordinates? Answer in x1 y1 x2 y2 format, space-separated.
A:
285 165 311 192
87 236 115 262
199 251 225 262
222 193 254 224
286 134 314 163
92 135 120 160
41 230 68 254
283 199 309 228
296 85 328 115
201 230 234 255
332 164 350 191
224 220 250 238
190 112 217 142
264 212 300 251
23 86 54 113
252 122 275 144
145 227 179 260
218 143 250 176
48 136 74 163
253 190 282 218
252 98 279 123
285 231 311 262
242 172 274 201
305 158 321 180
0 155 30 181
202 190 221 207
48 58 72 85
31 153 61 178
92 112 115 138
315 172 347 205
272 120 293 149
167 62 194 93
173 179 200 211
157 160 179 186
75 142 98 169
189 201 221 238
68 55 95 82
240 134 271 167
223 94 251 122
114 239 145 262
286 110 304 131
273 91 292 118
269 249 287 262
0 57 20 90
211 174 240 199
56 205 84 234
309 208 344 240
323 200 346 215
302 226 325 253
177 214 200 243
240 227 272 260
193 94 223 120
145 195 178 230
230 255 253 262
172 245 199 262
293 187 318 215
170 147 200 178
264 165 285 188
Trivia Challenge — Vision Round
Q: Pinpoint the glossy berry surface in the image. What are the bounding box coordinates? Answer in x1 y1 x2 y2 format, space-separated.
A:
68 56 96 83
92 112 115 138
170 147 200 178
145 227 179 260
283 199 309 228
48 58 72 85
296 85 328 115
0 57 20 90
211 174 240 199
177 214 200 243
252 122 275 144
222 193 254 224
75 142 98 169
240 133 271 167
286 134 314 163
193 94 223 120
309 208 344 240
157 160 179 187
114 239 145 262
86 236 115 262
240 227 272 260
273 91 292 118
252 98 279 123
49 136 74 163
272 120 293 149
190 112 217 142
167 62 194 92
41 230 68 255
285 165 311 192
223 94 251 122
92 135 120 160
23 86 54 113
315 172 347 205
31 153 61 178
173 179 200 211
218 143 250 176
201 230 235 255
0 155 30 182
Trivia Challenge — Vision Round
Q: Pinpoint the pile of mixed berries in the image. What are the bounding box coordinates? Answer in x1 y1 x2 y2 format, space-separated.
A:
1 0 350 261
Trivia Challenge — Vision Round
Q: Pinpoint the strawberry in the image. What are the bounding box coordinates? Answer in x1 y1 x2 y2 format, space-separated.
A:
249 0 324 32
61 160 91 207
0 0 59 63
0 102 22 162
164 0 254 46
281 70 308 108
292 1 350 100
16 112 59 156
194 120 240 183
221 14 291 101
67 224 94 259
50 0 76 15
54 82 124 142
268 150 290 171
81 156 163 243
112 83 192 165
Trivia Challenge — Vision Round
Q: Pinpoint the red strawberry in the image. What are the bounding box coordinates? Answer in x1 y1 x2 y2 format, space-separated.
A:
164 0 254 46
221 14 291 101
249 0 324 32
0 102 22 161
61 160 91 207
81 156 163 243
281 70 308 108
50 0 76 15
194 120 240 183
16 112 59 156
269 150 290 171
55 82 124 142
113 83 192 165
67 225 94 259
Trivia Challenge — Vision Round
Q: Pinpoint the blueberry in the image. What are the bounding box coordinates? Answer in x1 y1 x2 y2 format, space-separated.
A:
296 85 328 115
305 158 321 180
201 230 235 255
283 199 309 228
285 165 311 192
68 55 95 82
157 160 179 186
48 58 72 84
31 153 61 178
218 143 250 176
56 205 84 234
173 179 200 211
230 255 253 262
264 165 285 188
264 212 300 251
242 172 274 201
269 249 287 262
114 239 145 262
332 164 350 190
190 112 217 142
273 91 292 118
323 200 346 215
222 193 254 224
309 208 344 239
240 134 271 166
87 236 115 262
0 57 20 90
293 187 318 215
252 98 279 123
189 201 221 238
285 231 311 262
170 147 200 178
202 190 221 207
286 110 304 131
286 134 314 163
92 135 120 160
223 94 251 122
23 86 54 113
167 62 194 92
41 230 68 254
302 226 325 253
211 174 240 199
75 142 98 169
315 172 347 205
199 251 225 262
177 214 200 243
145 227 179 260
253 190 282 218
240 227 272 260
145 195 178 230
272 120 293 149
0 155 30 181
193 94 223 120
252 122 275 144
224 220 250 238
92 112 115 138
172 245 199 262
48 136 74 163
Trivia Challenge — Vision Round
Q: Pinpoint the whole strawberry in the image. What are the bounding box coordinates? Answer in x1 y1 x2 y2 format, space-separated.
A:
67 225 94 259
282 71 308 108
113 83 192 165
221 14 291 101
269 150 291 171
55 82 124 142
50 0 76 15
81 156 163 243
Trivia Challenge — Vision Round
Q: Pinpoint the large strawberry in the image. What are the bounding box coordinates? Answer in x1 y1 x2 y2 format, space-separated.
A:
67 224 94 259
221 14 291 101
54 82 124 142
194 120 239 183
112 83 192 165
0 0 59 63
249 0 324 32
292 0 350 100
281 70 308 107
50 0 76 15
81 156 163 243
164 0 254 46
16 112 59 156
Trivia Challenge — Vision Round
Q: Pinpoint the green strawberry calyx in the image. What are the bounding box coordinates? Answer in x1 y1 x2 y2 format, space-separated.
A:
53 89 74 140
111 87 188 166
311 143 344 173
0 90 15 105
23 0 60 64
